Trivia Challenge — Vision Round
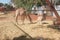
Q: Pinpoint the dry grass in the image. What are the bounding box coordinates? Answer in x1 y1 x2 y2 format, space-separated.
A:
0 11 60 40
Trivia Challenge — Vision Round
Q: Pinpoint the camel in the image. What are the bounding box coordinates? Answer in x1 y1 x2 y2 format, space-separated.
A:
15 7 33 24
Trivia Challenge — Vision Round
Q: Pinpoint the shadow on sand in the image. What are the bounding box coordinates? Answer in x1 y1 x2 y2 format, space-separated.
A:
13 35 54 40
47 25 60 31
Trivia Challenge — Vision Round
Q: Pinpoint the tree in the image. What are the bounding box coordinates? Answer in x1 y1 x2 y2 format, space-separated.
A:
11 0 46 10
56 0 60 5
0 3 4 7
4 4 14 11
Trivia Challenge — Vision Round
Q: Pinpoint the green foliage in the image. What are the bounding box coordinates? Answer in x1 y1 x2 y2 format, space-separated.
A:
4 4 14 11
56 0 60 5
0 3 3 6
11 0 46 10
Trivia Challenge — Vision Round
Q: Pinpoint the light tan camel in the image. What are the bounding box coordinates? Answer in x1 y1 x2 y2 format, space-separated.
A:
15 7 33 24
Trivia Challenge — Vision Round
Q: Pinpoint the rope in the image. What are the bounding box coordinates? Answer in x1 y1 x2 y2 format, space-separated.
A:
11 21 33 39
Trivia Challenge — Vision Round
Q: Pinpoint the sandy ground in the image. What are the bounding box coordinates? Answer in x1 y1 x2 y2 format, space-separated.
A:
0 11 60 40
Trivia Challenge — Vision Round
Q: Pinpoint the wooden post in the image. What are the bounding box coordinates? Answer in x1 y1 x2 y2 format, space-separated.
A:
45 0 59 18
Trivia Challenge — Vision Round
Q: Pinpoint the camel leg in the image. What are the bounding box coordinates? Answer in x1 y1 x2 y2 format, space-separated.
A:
15 13 20 23
21 15 26 24
27 14 33 23
41 13 46 21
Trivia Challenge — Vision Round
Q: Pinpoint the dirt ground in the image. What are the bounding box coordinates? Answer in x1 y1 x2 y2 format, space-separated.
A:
0 11 60 40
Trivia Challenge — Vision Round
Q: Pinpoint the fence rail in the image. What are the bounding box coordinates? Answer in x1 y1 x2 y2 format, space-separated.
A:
27 10 60 11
